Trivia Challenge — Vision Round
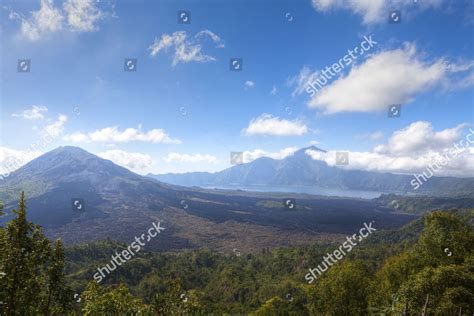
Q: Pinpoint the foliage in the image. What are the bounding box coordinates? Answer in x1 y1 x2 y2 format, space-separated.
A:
310 260 371 315
0 192 73 315
81 282 150 315
0 194 473 315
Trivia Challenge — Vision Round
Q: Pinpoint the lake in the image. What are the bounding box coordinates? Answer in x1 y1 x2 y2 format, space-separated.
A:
205 184 383 199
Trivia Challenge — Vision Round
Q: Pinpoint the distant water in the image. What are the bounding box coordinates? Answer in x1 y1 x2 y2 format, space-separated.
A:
205 185 383 199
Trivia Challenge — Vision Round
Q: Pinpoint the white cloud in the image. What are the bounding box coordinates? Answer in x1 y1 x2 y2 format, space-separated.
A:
307 43 474 114
288 66 320 97
63 0 103 32
44 114 67 137
97 150 153 173
243 113 308 136
373 121 467 156
10 0 107 40
12 105 48 120
63 131 89 142
245 80 255 89
443 65 474 91
20 0 63 41
305 121 474 177
311 0 446 25
270 85 278 96
164 153 217 164
243 147 298 163
149 29 224 66
0 147 42 177
63 126 181 144
195 29 225 48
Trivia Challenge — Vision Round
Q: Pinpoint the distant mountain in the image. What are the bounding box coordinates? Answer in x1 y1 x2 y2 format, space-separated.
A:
149 146 474 196
0 146 176 227
0 146 418 252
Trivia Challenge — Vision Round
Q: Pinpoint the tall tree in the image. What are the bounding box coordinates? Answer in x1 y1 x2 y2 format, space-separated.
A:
310 260 371 315
44 239 73 314
418 211 473 265
0 192 71 315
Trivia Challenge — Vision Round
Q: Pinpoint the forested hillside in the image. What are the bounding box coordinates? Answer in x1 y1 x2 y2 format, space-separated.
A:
0 194 472 315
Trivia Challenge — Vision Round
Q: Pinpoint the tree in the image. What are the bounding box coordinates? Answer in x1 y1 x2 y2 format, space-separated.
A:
44 239 74 314
399 264 474 315
81 281 150 315
0 192 73 315
151 279 203 315
371 211 474 315
418 211 473 266
310 260 371 315
251 297 293 316
1 192 51 315
369 250 424 310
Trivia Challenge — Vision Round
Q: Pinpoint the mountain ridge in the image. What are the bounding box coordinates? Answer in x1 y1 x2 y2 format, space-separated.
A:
0 146 418 252
149 146 474 196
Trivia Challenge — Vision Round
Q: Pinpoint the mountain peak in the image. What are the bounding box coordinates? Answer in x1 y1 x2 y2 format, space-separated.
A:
7 146 139 184
294 145 326 156
44 146 96 158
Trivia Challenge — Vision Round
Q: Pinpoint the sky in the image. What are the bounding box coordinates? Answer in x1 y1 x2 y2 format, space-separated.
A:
0 0 473 177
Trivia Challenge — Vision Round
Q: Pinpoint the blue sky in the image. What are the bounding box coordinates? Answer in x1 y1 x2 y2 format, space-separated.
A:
1 0 473 176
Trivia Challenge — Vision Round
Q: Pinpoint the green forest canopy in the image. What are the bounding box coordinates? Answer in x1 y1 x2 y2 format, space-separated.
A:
0 193 472 315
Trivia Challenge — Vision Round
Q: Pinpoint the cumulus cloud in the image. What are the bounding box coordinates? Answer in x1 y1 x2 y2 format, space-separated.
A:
243 147 298 163
63 0 103 32
373 121 467 156
305 121 474 177
63 126 181 144
44 114 67 137
164 153 217 164
244 80 255 89
243 114 308 136
149 29 224 66
19 0 63 41
307 43 474 114
9 0 107 40
12 105 48 120
97 150 153 173
311 0 446 25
